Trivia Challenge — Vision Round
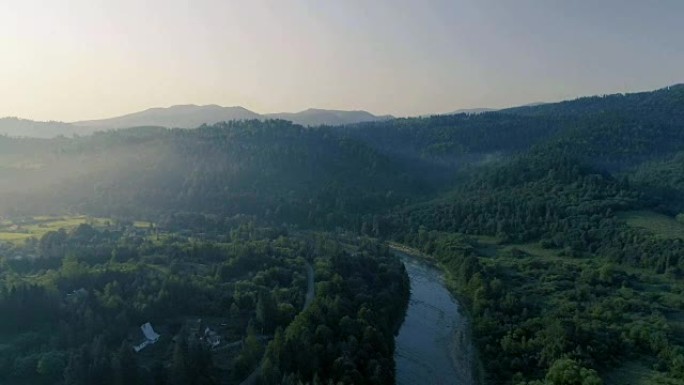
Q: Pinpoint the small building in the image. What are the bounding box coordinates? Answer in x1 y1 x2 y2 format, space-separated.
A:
203 327 221 349
66 288 88 303
134 322 161 352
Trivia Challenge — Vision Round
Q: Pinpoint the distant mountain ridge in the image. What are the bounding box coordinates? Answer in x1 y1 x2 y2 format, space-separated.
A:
3 86 680 138
266 108 393 126
73 105 392 130
73 104 262 130
447 108 497 115
442 102 546 116
0 105 393 138
0 117 90 138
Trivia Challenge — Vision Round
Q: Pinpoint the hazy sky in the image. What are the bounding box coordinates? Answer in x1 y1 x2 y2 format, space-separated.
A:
1 0 682 121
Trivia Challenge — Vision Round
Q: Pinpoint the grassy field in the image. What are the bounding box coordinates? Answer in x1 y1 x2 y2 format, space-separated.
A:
133 220 152 228
474 236 565 262
0 232 34 243
618 210 684 240
0 215 112 244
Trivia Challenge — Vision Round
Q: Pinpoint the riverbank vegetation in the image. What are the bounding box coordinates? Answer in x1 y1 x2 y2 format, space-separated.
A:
383 145 684 384
395 225 684 384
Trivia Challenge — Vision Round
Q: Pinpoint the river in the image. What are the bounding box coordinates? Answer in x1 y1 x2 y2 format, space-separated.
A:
393 250 477 385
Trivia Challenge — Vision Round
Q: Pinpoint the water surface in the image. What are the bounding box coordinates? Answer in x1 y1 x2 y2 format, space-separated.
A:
394 251 475 385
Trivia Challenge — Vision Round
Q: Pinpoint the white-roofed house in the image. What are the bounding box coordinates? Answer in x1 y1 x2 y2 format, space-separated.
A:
133 322 161 353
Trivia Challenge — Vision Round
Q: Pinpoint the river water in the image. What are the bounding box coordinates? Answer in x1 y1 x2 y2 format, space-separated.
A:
394 250 476 385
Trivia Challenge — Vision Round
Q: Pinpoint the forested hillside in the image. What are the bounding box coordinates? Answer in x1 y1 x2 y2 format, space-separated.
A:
336 113 563 169
631 151 684 214
504 84 684 118
0 120 427 228
340 84 684 171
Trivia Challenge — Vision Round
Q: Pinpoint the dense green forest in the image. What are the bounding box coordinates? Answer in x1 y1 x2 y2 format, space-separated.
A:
0 219 408 385
260 240 409 385
2 84 684 384
340 84 684 171
0 121 427 228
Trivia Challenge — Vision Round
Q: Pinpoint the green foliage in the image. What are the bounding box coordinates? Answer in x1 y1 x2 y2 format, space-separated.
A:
340 85 684 172
545 358 602 385
260 239 410 385
1 120 426 229
396 228 684 384
256 291 278 334
0 222 408 385
631 151 684 214
112 343 139 385
37 351 67 378
617 210 684 240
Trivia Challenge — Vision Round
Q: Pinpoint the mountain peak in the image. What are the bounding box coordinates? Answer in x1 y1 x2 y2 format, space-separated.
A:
72 105 262 129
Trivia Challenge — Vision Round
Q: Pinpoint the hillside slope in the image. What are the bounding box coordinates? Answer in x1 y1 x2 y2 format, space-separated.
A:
339 85 684 171
0 120 427 227
0 117 87 138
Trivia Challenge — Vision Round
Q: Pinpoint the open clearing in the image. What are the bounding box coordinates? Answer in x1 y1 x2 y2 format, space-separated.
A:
0 215 111 244
618 210 684 240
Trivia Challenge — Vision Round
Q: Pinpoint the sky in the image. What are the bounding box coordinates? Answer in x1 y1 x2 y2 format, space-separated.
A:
0 0 682 121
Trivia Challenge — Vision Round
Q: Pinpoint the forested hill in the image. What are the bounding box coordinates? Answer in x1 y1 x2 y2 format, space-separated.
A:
631 150 684 214
3 84 684 226
503 84 684 117
338 84 684 171
391 151 642 247
0 120 428 227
